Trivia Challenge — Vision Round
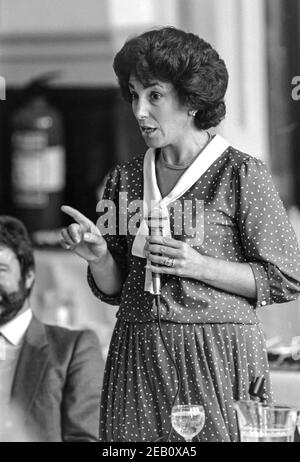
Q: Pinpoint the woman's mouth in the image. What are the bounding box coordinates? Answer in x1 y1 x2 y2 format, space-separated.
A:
140 126 157 137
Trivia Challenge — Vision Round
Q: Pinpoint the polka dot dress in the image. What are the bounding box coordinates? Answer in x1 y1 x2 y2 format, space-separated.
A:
88 143 300 442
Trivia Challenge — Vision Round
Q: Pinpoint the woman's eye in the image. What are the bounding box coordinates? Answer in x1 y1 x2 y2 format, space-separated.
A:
151 92 161 101
130 92 138 101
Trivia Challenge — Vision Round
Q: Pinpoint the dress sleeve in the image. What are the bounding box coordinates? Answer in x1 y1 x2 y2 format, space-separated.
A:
87 166 129 306
235 157 300 308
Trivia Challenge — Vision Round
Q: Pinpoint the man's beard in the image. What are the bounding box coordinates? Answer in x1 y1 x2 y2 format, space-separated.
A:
0 279 28 326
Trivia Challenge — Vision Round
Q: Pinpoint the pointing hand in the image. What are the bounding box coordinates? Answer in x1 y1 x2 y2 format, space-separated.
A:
60 205 107 263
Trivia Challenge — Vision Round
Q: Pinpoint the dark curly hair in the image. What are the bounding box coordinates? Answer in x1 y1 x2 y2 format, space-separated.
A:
0 215 35 281
113 26 228 130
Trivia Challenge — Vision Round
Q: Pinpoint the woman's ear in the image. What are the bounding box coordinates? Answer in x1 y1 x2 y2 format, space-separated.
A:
25 269 35 292
188 110 197 117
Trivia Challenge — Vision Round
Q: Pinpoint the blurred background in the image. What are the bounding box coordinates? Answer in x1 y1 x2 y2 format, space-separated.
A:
1 0 300 407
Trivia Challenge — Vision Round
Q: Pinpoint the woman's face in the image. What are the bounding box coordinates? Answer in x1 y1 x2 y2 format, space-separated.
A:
129 75 192 149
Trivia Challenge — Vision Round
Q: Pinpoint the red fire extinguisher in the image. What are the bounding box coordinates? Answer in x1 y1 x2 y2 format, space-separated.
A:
10 74 66 236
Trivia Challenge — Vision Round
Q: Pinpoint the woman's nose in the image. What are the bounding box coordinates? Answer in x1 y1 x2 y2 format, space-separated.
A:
134 97 149 119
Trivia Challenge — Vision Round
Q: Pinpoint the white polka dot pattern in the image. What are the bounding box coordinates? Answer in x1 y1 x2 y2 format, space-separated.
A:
88 146 300 323
87 145 300 442
99 321 271 442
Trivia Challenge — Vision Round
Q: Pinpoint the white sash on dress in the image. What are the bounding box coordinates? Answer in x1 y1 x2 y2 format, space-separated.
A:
131 134 230 293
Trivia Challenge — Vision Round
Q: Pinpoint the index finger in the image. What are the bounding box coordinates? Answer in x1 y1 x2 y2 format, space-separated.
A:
61 205 93 229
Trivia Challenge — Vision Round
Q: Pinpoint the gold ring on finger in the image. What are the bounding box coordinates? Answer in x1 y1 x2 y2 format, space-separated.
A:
164 257 175 267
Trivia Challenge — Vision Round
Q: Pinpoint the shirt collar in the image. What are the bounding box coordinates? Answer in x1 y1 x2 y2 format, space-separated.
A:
0 309 32 346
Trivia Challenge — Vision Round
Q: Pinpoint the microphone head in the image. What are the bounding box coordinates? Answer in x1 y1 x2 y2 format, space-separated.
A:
147 211 168 296
147 209 168 236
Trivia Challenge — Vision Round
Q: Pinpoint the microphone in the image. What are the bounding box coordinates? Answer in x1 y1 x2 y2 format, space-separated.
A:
147 212 182 443
147 213 167 296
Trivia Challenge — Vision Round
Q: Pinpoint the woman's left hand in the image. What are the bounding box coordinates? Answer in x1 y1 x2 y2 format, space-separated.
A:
144 235 204 279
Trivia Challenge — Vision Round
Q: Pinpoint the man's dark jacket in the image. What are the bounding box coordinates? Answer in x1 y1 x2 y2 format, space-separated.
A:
11 316 103 441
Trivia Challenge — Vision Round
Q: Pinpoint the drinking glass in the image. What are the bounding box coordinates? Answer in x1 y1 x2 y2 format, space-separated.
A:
235 400 298 442
171 404 205 442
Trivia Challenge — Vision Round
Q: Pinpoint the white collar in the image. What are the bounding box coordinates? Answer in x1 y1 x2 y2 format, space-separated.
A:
132 134 230 293
0 308 32 346
144 134 229 210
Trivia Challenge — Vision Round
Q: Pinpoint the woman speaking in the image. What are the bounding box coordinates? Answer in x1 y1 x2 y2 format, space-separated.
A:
60 27 300 442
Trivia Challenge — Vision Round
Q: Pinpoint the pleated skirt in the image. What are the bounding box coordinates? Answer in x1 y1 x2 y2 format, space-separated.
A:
99 320 271 442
